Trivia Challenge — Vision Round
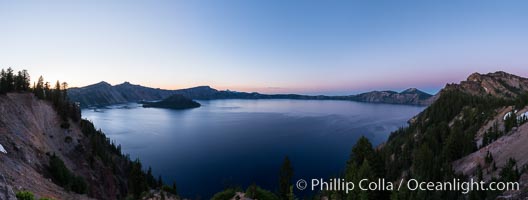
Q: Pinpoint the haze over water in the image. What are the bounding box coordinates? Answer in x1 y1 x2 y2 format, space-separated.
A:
82 99 424 198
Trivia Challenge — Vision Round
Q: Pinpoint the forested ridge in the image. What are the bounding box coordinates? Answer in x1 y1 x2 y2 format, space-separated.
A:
0 68 177 199
320 73 528 200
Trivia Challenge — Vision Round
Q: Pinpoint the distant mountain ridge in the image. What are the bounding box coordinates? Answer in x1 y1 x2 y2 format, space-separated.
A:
344 88 432 105
68 81 173 107
68 82 433 107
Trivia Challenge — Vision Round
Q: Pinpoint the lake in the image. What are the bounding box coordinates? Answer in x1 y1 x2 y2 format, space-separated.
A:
82 99 425 198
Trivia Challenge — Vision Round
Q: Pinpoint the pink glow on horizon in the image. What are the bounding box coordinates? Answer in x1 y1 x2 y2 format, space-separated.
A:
58 67 528 96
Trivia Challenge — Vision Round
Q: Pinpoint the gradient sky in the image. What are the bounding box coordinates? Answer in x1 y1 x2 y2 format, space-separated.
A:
1 0 527 95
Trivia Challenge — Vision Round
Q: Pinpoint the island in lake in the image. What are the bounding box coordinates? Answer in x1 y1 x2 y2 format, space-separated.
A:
142 94 201 109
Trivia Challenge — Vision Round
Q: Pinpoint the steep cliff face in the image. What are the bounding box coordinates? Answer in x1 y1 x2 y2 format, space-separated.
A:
445 71 528 98
0 93 127 200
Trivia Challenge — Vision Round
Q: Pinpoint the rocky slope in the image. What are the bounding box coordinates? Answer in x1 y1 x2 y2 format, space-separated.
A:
383 71 528 199
0 93 95 200
0 93 156 200
69 82 432 107
449 72 528 197
445 71 528 98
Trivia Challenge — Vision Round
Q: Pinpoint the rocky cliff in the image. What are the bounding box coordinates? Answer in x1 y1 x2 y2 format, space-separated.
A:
0 93 158 200
445 71 528 98
449 71 528 197
0 93 97 199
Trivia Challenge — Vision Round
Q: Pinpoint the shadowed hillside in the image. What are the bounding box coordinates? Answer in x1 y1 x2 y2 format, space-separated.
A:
0 68 178 200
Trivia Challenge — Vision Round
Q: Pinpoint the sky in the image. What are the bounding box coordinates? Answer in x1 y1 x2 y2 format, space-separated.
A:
1 0 527 95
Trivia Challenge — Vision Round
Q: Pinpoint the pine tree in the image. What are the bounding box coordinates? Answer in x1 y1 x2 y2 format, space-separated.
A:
350 136 375 166
485 151 493 164
21 69 30 91
158 175 163 188
414 144 436 181
172 181 177 195
247 183 257 198
35 76 45 99
15 71 23 91
53 80 61 106
279 156 294 200
0 69 6 93
128 159 148 198
5 67 14 92
44 81 51 100
357 159 374 200
0 68 31 93
476 164 483 181
61 82 68 100
500 158 520 182
147 166 155 187
345 160 359 200
505 111 518 132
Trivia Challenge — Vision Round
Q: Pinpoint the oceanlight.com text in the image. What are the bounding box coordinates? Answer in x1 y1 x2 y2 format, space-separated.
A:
295 178 519 194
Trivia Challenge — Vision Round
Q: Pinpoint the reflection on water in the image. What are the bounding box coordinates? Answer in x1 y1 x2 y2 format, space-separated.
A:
82 99 425 198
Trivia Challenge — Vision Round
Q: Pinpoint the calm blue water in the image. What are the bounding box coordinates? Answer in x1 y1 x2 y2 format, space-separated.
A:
82 99 424 198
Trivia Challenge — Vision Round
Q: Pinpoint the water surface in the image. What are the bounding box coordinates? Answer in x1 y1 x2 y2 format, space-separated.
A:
82 99 424 198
